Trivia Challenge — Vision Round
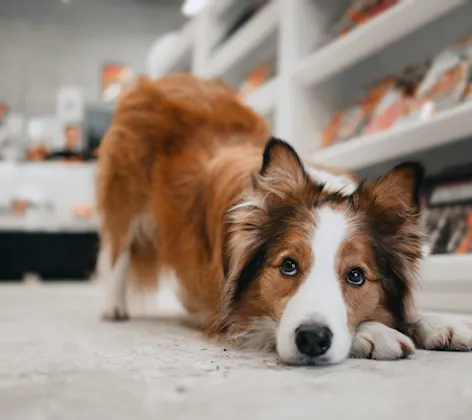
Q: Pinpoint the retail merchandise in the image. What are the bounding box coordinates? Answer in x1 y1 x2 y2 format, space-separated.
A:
321 64 428 148
422 172 472 256
321 33 472 149
100 63 133 103
238 59 276 100
316 0 401 49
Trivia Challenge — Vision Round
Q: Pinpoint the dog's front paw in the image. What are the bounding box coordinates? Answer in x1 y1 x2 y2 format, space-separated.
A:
351 322 415 360
412 314 472 351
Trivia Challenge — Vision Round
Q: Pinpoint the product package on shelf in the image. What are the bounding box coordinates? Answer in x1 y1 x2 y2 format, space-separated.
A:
320 73 419 148
321 78 394 148
318 32 472 150
316 0 401 50
238 59 276 101
366 63 429 132
421 172 472 256
415 36 472 117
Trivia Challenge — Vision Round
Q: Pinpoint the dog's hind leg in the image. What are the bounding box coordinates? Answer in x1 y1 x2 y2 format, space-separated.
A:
101 237 131 321
101 212 160 321
102 252 130 321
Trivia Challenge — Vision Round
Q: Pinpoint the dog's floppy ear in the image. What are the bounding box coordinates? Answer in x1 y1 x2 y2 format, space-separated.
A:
253 137 306 200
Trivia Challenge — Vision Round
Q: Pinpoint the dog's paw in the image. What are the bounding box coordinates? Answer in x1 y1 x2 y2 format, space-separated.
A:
101 306 130 322
412 314 472 351
350 322 415 360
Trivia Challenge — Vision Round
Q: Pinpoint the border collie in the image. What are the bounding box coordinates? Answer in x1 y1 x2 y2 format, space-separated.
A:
98 74 472 365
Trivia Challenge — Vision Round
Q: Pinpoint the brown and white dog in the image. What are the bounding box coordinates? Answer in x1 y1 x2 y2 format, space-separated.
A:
98 74 472 365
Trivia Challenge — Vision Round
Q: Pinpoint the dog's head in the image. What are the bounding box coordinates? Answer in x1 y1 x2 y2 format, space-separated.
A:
223 137 423 365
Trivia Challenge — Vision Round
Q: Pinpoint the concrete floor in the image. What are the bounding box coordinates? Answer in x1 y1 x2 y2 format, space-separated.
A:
1 283 472 420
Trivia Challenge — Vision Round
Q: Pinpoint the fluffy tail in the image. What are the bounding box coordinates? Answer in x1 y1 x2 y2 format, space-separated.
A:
112 74 269 156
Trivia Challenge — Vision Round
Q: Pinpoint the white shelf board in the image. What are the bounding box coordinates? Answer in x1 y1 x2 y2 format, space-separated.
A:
0 215 99 233
418 254 472 313
204 1 278 78
294 0 465 87
211 0 233 16
417 294 472 314
157 21 194 76
421 254 472 284
244 77 278 116
312 101 472 170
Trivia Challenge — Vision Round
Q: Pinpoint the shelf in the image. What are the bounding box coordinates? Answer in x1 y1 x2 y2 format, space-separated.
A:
418 254 472 313
0 215 99 233
421 254 472 284
294 0 465 87
211 0 234 16
155 21 194 76
205 1 278 78
244 77 278 116
0 160 97 170
312 102 472 171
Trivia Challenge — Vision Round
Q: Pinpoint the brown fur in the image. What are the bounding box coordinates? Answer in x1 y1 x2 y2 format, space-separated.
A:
220 143 425 360
98 74 424 354
98 74 269 331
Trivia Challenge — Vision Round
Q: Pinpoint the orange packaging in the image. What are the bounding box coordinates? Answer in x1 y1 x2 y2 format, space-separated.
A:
320 111 345 148
332 0 401 38
74 204 94 219
456 212 472 254
320 77 395 147
238 61 275 100
364 87 409 135
416 41 470 114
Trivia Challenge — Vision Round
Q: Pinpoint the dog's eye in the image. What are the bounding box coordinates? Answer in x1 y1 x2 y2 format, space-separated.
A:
346 268 365 286
280 258 298 277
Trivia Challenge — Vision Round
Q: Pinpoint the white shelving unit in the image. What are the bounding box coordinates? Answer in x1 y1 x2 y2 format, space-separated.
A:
152 0 472 313
203 1 278 79
293 0 464 87
312 101 472 170
244 77 279 117
149 21 195 77
419 255 472 314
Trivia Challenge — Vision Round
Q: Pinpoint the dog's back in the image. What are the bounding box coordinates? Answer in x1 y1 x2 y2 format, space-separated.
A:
98 74 269 322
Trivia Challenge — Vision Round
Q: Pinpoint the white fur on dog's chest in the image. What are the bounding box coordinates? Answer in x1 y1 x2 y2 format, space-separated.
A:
306 167 358 195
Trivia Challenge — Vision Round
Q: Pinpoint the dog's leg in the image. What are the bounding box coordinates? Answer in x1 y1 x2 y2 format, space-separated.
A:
350 322 415 360
409 314 472 351
102 249 130 321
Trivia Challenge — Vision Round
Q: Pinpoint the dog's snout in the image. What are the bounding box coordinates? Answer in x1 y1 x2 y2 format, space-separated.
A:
295 323 332 357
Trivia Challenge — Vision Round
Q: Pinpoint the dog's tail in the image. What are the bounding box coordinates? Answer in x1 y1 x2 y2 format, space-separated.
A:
96 74 269 298
110 74 269 157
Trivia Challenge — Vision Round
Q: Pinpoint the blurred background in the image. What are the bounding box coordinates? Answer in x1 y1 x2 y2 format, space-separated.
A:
0 0 471 313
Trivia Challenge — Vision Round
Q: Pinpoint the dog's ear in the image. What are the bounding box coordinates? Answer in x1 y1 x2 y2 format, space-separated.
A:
358 162 424 235
373 162 424 211
253 137 306 200
357 162 424 334
353 162 424 237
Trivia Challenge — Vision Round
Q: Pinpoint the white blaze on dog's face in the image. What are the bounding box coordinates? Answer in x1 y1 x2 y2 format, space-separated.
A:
276 206 352 364
224 138 424 365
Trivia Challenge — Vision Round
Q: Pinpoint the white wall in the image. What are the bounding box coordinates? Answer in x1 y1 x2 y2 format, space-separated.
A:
0 0 185 116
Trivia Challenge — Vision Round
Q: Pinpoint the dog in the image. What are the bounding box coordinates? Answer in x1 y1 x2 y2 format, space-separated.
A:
98 74 472 365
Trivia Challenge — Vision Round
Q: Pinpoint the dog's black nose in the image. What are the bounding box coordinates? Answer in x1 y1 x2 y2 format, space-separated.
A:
295 324 332 357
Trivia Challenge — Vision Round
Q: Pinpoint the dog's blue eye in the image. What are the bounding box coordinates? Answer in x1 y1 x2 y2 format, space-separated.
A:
280 258 298 276
346 268 365 286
